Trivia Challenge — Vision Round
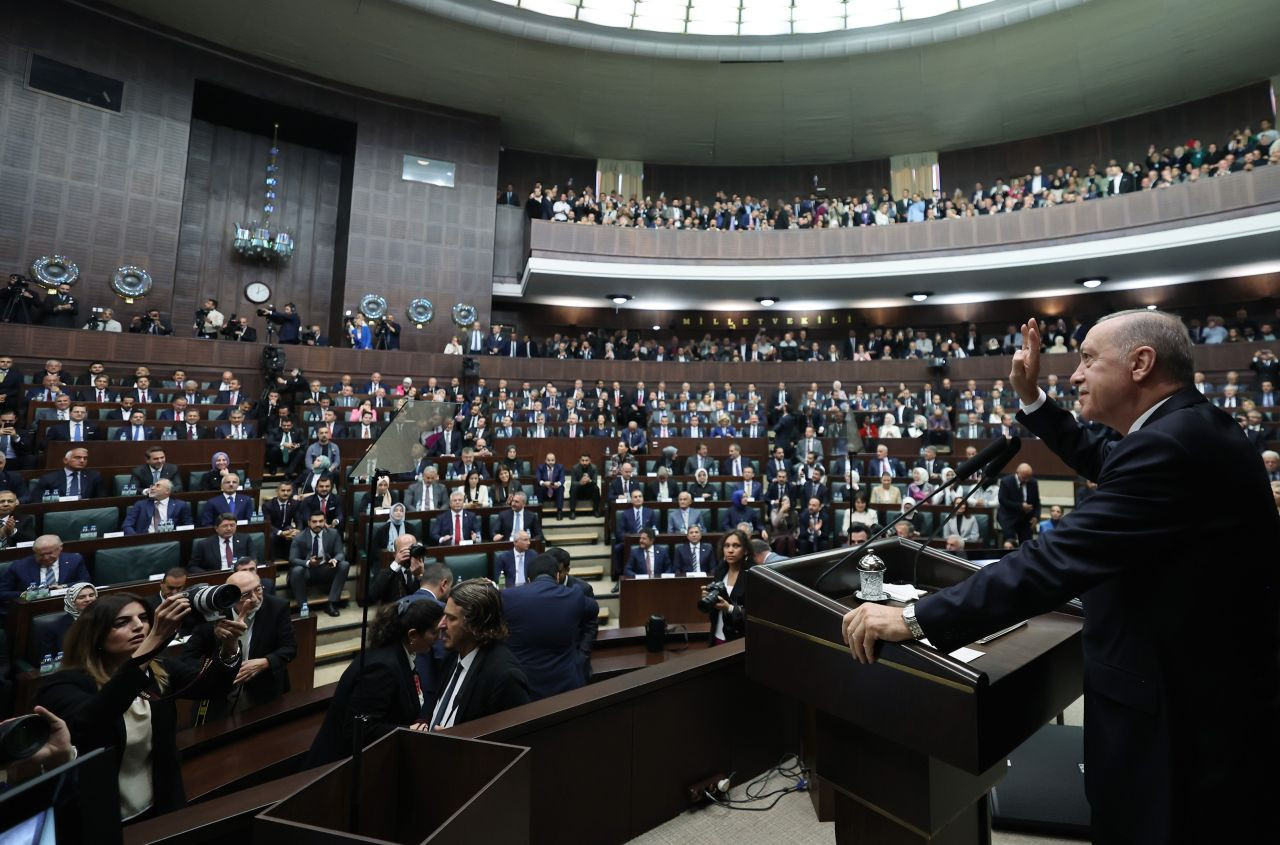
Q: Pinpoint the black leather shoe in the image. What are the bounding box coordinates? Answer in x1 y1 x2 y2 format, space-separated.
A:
325 605 341 617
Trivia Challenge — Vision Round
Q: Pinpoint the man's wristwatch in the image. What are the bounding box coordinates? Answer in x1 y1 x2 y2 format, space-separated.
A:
902 603 926 640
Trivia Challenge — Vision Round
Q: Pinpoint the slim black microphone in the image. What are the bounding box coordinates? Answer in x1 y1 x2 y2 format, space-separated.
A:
812 437 1011 591
908 437 1021 587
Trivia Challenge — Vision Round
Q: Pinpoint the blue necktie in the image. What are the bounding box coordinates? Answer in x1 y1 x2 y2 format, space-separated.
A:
68 472 80 497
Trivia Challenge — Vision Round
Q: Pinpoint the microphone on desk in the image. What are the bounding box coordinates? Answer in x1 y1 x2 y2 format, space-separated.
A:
813 436 1018 591
908 437 1021 588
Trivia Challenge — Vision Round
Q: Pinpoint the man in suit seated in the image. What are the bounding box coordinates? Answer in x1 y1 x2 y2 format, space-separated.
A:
263 481 303 560
492 491 542 542
430 491 481 545
0 534 91 612
447 447 489 482
674 524 715 575
182 567 295 720
266 418 306 478
734 466 764 502
299 477 343 531
172 408 206 441
214 409 255 441
683 443 719 476
351 409 381 441
535 452 565 519
997 463 1040 544
621 420 647 454
199 473 255 527
625 528 671 577
569 454 601 518
865 443 903 480
0 490 37 549
428 579 531 729
797 496 829 554
612 489 658 584
404 465 447 513
76 375 118 405
115 409 155 442
0 453 25 497
122 479 193 534
215 378 247 408
128 446 183 492
190 513 253 573
644 466 679 503
666 490 707 534
495 530 534 586
29 447 104 502
43 404 100 444
288 511 350 617
606 461 644 504
501 552 598 701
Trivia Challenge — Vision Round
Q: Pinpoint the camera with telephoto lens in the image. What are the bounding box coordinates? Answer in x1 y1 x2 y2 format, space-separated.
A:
409 542 428 560
256 305 275 318
0 714 51 765
697 581 726 613
178 583 243 621
6 275 29 291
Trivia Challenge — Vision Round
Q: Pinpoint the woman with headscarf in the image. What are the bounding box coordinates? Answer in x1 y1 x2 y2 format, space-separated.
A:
296 454 336 498
686 467 718 502
39 582 98 662
199 452 236 491
719 489 762 533
907 467 934 502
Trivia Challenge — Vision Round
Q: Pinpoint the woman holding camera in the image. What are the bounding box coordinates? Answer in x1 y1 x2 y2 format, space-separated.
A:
700 528 752 646
305 598 443 767
37 592 243 821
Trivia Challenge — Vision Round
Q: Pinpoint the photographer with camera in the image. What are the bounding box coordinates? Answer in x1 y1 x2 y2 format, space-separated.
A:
697 527 752 646
82 306 122 332
258 303 301 344
370 533 427 604
36 590 243 820
194 298 224 339
0 274 41 324
376 313 401 350
128 309 173 336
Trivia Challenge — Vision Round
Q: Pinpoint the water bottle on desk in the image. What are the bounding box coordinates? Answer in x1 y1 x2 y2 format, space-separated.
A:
39 653 54 675
54 651 63 671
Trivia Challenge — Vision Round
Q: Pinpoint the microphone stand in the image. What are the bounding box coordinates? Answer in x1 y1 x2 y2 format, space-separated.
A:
813 438 1014 590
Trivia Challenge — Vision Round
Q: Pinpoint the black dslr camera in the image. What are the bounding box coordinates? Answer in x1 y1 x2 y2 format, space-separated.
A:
697 581 726 613
409 542 428 559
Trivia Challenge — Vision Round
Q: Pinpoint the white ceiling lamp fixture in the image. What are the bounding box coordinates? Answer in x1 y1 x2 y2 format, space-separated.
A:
756 296 778 306
651 323 662 330
1077 277 1106 288
908 291 933 302
1146 304 1158 310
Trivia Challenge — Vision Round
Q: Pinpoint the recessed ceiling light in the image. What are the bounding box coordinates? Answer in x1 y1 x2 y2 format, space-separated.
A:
608 295 632 305
908 292 932 302
1077 277 1106 288
756 296 778 307
417 159 429 165
651 324 661 331
1146 304 1158 310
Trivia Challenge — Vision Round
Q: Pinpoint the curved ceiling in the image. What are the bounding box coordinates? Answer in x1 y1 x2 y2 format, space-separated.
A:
100 0 1275 165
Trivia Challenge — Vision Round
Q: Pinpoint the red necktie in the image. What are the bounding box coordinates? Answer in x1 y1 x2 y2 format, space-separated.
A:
224 539 233 566
320 497 327 515
454 513 462 545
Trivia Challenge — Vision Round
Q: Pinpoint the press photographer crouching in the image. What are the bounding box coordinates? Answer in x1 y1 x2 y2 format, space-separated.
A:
35 589 244 821
697 528 752 646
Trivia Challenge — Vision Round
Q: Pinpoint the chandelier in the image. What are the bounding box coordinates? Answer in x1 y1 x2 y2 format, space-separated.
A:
231 122 295 263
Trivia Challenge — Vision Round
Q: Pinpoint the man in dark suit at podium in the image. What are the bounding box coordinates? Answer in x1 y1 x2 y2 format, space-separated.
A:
842 311 1280 844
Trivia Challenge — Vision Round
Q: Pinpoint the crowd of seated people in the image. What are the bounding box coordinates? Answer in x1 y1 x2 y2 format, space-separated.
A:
517 120 1278 229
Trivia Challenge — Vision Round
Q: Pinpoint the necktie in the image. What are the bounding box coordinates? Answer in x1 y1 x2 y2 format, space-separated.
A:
511 341 516 356
224 538 233 566
134 426 142 440
363 426 370 438
151 502 161 532
432 661 465 729
320 497 327 515
97 390 105 402
42 566 55 588
227 495 235 513
692 545 700 570
73 422 81 441
312 532 321 558
152 468 160 483
514 512 522 537
454 513 462 545
188 425 197 438
647 549 654 577
426 484 434 510
68 472 80 497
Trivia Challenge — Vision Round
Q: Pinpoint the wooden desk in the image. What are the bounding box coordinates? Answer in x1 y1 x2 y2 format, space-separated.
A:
41 439 265 479
618 575 712 627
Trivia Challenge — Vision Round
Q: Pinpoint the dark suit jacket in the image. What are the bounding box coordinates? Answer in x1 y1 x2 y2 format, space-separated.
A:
115 425 156 441
305 644 422 767
705 562 748 644
121 497 194 534
996 474 1040 533
430 429 463 456
299 492 344 526
198 493 254 527
0 469 26 497
0 553 91 607
0 513 36 548
493 508 542 541
617 506 658 537
674 541 715 574
915 388 1280 843
501 576 598 700
28 469 104 502
436 642 531 726
430 509 480 544
183 594 296 719
189 533 253 573
37 656 237 814
128 463 183 492
625 545 672 577
44 421 101 442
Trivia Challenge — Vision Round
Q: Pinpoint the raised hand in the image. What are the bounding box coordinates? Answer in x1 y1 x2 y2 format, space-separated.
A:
1009 317 1042 404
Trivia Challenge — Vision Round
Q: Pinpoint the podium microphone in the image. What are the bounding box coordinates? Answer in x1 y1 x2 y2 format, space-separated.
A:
908 437 1021 588
813 436 1016 591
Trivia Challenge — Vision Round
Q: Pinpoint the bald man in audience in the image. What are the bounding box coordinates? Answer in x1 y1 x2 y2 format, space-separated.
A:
0 490 35 549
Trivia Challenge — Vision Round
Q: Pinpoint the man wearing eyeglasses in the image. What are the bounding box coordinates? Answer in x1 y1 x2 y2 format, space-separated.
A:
182 565 296 722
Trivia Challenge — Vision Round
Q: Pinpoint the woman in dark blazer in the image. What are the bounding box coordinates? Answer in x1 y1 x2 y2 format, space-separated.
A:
700 528 751 645
37 592 242 821
305 598 443 767
198 451 237 491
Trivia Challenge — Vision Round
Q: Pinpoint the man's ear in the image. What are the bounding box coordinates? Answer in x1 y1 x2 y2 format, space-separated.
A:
1130 345 1158 382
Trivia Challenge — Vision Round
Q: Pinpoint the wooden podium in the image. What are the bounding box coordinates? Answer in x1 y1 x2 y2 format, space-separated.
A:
747 538 1083 844
618 574 711 627
254 729 530 844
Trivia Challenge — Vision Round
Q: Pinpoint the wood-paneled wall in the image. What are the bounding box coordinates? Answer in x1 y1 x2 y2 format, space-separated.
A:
643 158 892 205
172 120 342 330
